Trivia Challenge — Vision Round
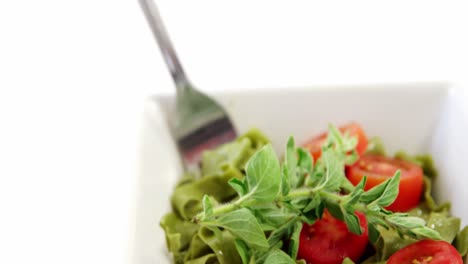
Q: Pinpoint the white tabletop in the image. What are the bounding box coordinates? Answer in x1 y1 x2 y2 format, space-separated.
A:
0 1 467 264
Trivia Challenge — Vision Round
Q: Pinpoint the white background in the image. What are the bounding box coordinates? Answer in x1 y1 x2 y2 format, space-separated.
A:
0 1 467 263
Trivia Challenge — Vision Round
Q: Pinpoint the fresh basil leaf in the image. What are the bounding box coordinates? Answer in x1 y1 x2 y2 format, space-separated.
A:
343 136 359 153
412 226 443 240
281 137 297 195
285 137 297 168
361 171 400 207
342 203 355 215
301 209 319 225
234 239 251 264
360 180 389 204
327 124 358 154
272 240 283 250
326 201 343 221
404 230 418 240
342 131 359 153
321 148 345 191
294 173 306 190
374 171 400 207
306 161 324 188
368 222 380 244
303 194 321 213
254 206 297 231
297 148 313 173
202 195 214 219
290 197 310 209
343 210 362 235
368 215 390 230
327 124 345 148
345 188 364 207
379 207 393 215
207 208 269 250
264 249 296 264
295 148 312 188
267 217 297 247
396 228 406 239
387 211 409 217
285 137 297 191
315 201 326 219
353 176 367 192
244 144 281 202
368 204 383 213
229 178 247 197
288 221 303 259
455 226 468 257
345 149 359 165
386 215 426 229
281 165 291 196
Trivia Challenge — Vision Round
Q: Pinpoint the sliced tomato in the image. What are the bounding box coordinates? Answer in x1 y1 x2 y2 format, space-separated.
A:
346 154 424 212
303 123 368 161
387 240 463 264
297 210 368 264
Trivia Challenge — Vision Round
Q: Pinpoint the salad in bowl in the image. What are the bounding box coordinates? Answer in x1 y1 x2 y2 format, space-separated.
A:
160 123 468 264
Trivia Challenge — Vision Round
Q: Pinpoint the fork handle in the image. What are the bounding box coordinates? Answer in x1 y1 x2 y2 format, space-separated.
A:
139 0 190 92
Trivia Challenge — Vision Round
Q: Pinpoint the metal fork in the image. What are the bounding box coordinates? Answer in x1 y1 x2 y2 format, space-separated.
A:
139 0 237 171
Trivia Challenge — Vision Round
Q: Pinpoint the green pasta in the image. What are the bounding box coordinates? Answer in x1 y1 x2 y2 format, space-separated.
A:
198 227 241 264
184 233 212 261
425 211 460 243
201 128 269 176
160 212 199 254
161 129 270 264
170 166 242 220
365 137 386 156
185 254 218 264
455 226 468 256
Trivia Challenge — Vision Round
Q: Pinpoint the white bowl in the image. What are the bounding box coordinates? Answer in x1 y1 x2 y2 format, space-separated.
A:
130 82 468 264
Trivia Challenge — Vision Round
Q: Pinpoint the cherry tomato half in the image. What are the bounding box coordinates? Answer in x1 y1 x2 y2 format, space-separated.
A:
346 154 424 212
303 123 368 161
387 240 463 264
297 210 369 264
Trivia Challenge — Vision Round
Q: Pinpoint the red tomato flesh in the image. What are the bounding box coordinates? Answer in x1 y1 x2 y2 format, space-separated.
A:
346 154 424 212
387 240 463 264
303 123 368 161
297 210 369 264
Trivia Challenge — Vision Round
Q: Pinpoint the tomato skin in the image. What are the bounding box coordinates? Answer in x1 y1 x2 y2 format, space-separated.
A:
303 123 368 162
346 154 424 212
297 210 368 264
387 240 463 264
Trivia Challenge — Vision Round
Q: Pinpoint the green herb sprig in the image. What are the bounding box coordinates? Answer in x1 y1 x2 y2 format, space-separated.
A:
193 125 442 263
